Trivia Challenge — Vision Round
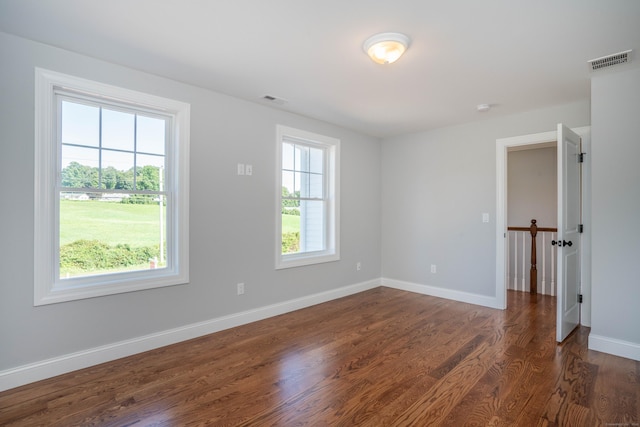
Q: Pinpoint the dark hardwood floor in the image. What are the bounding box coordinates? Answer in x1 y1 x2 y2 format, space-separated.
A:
1 288 638 426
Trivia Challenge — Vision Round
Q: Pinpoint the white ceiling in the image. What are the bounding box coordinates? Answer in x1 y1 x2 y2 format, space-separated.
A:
1 0 639 138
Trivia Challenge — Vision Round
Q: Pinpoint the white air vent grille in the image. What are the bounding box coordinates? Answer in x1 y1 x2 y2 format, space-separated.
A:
262 95 287 105
588 50 632 71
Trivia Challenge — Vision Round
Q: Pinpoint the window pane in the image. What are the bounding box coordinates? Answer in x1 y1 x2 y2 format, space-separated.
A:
299 200 325 252
282 142 294 170
102 150 134 189
294 171 303 196
102 108 135 151
137 115 166 155
61 145 99 188
136 165 162 191
282 170 295 197
61 101 99 147
59 192 167 279
309 147 323 174
138 153 165 169
137 154 165 191
281 199 300 254
309 173 323 199
295 144 309 172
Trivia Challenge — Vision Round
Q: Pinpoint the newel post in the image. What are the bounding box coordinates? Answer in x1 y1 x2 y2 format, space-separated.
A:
530 219 538 294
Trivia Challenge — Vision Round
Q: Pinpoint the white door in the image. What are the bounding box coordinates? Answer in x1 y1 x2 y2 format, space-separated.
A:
556 124 582 342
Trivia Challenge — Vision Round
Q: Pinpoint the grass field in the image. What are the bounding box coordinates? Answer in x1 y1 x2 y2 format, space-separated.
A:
60 199 165 247
281 213 300 234
61 200 301 245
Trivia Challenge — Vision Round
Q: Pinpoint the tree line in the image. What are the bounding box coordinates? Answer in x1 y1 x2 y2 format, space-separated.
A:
62 162 161 191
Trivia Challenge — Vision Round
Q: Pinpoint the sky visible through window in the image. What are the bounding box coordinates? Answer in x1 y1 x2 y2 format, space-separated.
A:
61 100 166 179
281 142 324 199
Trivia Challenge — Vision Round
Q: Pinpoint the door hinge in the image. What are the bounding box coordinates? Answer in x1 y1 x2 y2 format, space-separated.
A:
578 152 586 163
578 224 584 233
578 294 583 303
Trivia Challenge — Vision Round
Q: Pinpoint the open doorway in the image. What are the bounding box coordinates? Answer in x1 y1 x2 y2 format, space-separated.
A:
495 126 592 331
507 142 557 295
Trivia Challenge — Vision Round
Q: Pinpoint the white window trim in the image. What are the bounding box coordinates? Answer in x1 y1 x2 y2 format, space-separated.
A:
275 125 340 269
34 68 190 305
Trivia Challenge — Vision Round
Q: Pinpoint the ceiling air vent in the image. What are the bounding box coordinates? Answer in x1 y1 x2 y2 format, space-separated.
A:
588 49 632 71
262 95 287 105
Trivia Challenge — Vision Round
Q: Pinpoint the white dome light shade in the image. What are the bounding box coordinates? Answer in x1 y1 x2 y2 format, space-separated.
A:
363 32 410 64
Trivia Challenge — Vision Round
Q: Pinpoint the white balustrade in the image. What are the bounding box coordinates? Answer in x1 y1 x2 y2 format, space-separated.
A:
507 229 557 296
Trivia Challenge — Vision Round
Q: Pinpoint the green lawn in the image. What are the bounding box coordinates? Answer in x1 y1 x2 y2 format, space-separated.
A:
60 199 165 277
282 213 300 233
61 200 300 245
60 199 165 247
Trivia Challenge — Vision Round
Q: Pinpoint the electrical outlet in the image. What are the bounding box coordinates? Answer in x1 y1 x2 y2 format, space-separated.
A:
431 264 437 273
237 163 245 175
356 262 361 271
237 282 245 295
245 164 253 176
482 213 489 223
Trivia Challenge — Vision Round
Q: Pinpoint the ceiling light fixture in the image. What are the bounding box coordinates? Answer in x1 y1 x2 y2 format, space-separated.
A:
363 32 410 64
476 103 491 112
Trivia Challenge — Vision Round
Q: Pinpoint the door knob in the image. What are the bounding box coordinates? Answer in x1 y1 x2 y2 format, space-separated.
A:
551 240 572 247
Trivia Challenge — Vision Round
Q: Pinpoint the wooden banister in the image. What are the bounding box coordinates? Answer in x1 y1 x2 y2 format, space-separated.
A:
508 225 557 233
508 219 558 295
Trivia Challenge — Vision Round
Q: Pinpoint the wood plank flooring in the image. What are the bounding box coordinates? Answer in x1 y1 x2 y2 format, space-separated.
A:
1 288 638 426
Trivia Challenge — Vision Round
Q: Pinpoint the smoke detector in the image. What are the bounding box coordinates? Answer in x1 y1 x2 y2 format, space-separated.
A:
588 49 632 71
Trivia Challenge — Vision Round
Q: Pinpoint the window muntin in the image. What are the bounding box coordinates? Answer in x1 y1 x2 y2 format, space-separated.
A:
35 68 190 305
276 126 339 269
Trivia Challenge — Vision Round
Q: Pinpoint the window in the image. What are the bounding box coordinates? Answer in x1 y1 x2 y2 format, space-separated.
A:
276 125 339 269
34 68 190 305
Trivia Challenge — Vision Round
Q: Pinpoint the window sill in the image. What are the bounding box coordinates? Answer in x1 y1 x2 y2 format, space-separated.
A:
276 252 340 270
35 269 189 306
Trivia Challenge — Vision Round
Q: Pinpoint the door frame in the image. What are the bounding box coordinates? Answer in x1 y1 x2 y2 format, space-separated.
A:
495 126 591 326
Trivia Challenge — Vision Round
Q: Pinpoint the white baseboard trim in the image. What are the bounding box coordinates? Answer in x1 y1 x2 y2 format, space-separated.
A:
588 334 640 361
0 278 381 392
382 277 502 309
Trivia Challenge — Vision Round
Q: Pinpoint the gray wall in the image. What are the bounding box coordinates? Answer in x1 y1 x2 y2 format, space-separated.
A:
591 66 640 347
0 33 382 371
3 28 636 375
508 147 557 228
380 102 589 297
